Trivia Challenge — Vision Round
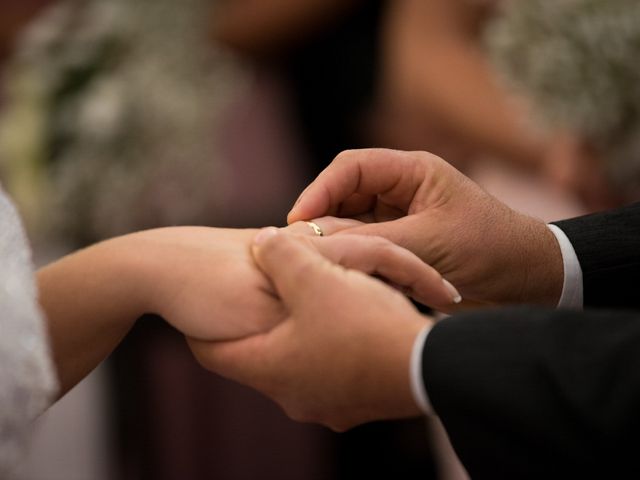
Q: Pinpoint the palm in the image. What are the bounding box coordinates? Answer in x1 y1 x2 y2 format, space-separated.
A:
139 227 282 341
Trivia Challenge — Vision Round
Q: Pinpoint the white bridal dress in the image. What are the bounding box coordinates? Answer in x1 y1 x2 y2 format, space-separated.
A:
0 187 58 477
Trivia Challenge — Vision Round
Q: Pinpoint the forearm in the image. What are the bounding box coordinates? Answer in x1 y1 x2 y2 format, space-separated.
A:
37 239 146 396
213 0 362 56
384 0 546 167
415 44 545 165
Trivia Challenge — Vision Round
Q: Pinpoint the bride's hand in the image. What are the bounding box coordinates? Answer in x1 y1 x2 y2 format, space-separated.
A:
39 222 456 394
117 227 279 340
129 222 457 342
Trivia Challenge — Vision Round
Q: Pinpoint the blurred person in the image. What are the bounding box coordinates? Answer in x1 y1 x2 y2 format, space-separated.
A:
214 0 616 212
375 0 618 210
214 0 386 176
192 148 640 478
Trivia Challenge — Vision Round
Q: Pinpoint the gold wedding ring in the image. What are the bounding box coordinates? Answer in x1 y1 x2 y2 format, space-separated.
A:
305 221 324 237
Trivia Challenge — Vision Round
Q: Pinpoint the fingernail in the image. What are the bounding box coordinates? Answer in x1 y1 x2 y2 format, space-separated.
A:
288 187 310 220
442 279 462 304
254 227 279 246
290 192 304 212
287 205 301 223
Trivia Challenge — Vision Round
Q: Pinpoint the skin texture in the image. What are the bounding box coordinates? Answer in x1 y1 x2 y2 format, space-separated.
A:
288 148 564 310
189 229 430 432
38 224 452 397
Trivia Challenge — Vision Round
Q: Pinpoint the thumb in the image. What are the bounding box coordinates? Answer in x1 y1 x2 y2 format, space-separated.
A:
187 335 274 390
251 228 335 311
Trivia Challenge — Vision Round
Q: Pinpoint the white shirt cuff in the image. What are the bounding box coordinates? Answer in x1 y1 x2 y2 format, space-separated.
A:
547 224 583 309
409 324 433 415
410 226 582 415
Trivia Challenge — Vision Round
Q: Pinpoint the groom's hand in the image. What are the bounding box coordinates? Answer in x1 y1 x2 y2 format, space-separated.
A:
287 149 563 309
189 229 431 431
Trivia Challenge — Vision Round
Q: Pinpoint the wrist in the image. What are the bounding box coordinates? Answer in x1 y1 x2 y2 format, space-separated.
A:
81 236 153 321
99 232 168 318
515 215 564 306
36 237 146 394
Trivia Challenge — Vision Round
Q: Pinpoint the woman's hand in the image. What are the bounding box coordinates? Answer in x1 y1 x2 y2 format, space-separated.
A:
40 223 455 395
39 227 276 395
123 227 285 340
131 224 459 340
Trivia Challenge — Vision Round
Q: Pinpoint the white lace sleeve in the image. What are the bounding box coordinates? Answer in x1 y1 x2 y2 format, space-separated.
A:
0 187 58 477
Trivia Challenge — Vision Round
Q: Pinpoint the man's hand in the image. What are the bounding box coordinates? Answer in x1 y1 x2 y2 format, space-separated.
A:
287 148 564 309
188 229 431 431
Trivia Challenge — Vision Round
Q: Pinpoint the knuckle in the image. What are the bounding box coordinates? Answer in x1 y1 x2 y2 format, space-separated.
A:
411 150 442 175
333 149 357 166
412 149 442 164
326 418 351 433
284 403 314 424
369 236 396 260
261 232 295 256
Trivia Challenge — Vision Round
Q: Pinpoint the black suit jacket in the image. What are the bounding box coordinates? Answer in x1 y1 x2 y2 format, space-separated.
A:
553 203 640 309
422 203 640 478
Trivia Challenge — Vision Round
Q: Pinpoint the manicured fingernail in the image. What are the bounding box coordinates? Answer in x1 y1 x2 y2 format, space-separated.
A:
288 187 310 220
443 279 462 304
254 227 279 246
295 185 311 206
287 205 301 223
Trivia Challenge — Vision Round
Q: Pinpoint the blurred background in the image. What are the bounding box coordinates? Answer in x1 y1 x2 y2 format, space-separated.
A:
1 0 639 479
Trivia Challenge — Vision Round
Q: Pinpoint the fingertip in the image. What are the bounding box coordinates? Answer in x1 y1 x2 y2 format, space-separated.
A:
286 209 301 225
253 227 306 269
254 227 280 246
252 227 280 262
442 279 462 304
287 204 316 225
288 185 314 223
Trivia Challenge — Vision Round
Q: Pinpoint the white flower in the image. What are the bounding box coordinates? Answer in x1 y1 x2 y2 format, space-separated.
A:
487 0 640 194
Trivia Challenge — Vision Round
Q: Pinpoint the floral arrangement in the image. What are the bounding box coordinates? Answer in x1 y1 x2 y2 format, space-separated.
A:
487 0 640 194
0 0 245 244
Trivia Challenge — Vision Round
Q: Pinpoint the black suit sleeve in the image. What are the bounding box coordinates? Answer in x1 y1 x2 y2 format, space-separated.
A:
422 307 640 479
552 203 640 309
